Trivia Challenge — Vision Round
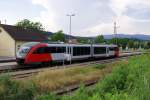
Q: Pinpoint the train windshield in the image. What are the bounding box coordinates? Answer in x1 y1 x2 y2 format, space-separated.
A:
19 47 30 54
17 46 31 58
17 42 40 58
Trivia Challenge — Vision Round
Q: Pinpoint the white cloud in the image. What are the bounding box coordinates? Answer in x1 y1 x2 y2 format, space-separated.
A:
87 14 150 36
110 0 150 17
32 0 59 32
31 0 150 36
109 0 131 16
32 0 49 9
86 0 150 36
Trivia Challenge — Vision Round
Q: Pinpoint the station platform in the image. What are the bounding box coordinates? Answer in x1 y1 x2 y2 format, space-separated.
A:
0 56 16 63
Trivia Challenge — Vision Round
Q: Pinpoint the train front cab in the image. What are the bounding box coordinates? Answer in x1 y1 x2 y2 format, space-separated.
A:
114 47 119 57
24 43 52 65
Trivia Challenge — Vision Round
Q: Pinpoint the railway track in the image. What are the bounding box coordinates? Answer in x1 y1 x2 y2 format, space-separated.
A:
1 52 141 80
6 56 131 79
0 52 141 72
55 79 99 95
7 58 117 79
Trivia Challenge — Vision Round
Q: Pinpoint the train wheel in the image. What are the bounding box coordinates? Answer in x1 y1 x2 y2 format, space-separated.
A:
17 61 24 66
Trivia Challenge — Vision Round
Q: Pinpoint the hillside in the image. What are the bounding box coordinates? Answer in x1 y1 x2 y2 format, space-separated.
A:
46 32 150 41
104 34 150 40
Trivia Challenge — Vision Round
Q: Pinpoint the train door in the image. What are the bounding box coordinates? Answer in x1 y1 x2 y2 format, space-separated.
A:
50 46 66 61
106 47 109 57
66 46 72 61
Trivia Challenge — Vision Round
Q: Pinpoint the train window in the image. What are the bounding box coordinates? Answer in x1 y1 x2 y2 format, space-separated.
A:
73 47 78 56
44 47 51 53
56 47 66 53
34 47 45 54
109 47 115 51
45 47 66 53
73 47 90 56
34 47 66 54
94 47 106 54
83 47 90 55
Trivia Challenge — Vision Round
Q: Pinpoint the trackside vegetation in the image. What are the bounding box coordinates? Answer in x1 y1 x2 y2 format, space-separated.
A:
60 54 150 100
0 54 149 100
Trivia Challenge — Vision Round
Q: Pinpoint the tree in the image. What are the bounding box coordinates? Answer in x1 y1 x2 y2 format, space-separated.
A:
147 41 150 49
128 40 134 48
16 19 44 31
50 30 65 42
77 37 91 44
119 38 129 49
95 35 105 43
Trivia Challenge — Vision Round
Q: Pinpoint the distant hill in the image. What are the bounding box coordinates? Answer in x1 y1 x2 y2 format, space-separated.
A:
46 32 150 41
104 34 150 40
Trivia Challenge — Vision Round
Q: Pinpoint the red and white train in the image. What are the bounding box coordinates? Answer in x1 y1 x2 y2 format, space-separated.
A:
16 42 119 65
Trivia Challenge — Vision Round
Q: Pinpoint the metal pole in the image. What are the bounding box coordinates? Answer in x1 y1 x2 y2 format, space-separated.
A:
114 22 117 45
67 14 75 64
69 16 72 64
69 16 71 42
114 22 119 45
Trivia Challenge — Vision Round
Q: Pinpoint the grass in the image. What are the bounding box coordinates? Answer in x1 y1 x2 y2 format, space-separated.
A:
0 60 123 100
31 62 119 92
60 54 150 100
93 64 106 69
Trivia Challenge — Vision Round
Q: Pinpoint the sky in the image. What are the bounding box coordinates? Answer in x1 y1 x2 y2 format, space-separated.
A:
0 0 150 36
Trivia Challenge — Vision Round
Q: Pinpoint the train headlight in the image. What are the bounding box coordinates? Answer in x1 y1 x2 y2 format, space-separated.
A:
16 53 23 58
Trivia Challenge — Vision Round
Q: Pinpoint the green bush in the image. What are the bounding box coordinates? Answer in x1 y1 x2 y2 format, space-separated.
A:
60 54 150 100
0 75 36 100
95 65 129 93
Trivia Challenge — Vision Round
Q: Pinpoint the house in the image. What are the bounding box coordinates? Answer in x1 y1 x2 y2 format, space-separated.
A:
0 24 52 57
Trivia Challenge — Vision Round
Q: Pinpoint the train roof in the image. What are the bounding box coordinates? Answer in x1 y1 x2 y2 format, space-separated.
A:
21 42 118 47
92 44 117 47
21 42 40 47
46 43 117 47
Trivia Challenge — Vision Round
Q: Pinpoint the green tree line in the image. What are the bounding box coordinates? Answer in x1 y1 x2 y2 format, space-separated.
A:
15 19 150 49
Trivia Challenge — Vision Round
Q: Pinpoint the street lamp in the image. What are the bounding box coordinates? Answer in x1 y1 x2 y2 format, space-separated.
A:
67 14 75 43
67 13 75 64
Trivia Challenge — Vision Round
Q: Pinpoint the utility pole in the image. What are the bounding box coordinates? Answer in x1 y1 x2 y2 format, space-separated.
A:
67 13 75 64
114 22 119 45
